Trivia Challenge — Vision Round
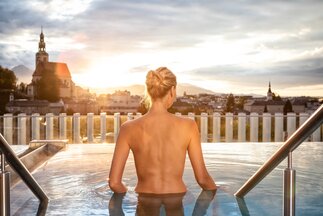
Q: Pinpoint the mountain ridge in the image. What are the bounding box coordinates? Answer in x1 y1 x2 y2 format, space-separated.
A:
11 65 33 83
90 83 217 96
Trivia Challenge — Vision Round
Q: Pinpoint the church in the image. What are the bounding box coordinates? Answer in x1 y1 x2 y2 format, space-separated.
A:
27 29 75 99
244 82 285 114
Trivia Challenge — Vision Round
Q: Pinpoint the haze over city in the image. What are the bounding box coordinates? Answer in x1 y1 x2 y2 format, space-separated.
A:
1 0 323 96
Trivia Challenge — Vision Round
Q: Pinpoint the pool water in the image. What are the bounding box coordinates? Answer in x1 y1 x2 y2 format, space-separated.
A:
10 142 323 215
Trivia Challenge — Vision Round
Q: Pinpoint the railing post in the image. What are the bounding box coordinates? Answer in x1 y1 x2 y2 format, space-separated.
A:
73 113 81 143
287 113 296 139
263 113 271 142
225 113 233 142
59 113 67 140
135 113 142 119
284 151 296 216
188 112 195 120
0 152 10 216
312 125 321 142
17 113 27 145
299 113 309 141
0 134 49 212
3 114 13 145
100 112 106 143
275 113 284 142
114 113 120 143
235 105 323 198
31 113 40 140
308 111 321 142
238 113 246 142
127 113 134 121
87 113 94 143
250 112 259 142
212 113 221 142
45 113 54 140
200 113 208 142
299 113 309 125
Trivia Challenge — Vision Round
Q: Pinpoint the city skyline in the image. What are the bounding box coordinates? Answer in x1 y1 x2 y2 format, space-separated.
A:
1 0 323 97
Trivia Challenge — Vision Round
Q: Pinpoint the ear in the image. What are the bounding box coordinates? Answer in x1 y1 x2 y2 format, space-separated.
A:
170 86 176 97
170 86 176 102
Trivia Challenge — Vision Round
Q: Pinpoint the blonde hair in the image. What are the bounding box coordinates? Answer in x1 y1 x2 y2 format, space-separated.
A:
143 67 177 107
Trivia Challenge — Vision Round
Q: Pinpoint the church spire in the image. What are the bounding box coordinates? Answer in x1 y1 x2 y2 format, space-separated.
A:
35 27 49 67
267 81 273 101
39 26 46 52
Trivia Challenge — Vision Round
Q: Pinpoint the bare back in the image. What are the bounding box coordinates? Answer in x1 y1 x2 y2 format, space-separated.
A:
126 112 193 193
109 111 216 194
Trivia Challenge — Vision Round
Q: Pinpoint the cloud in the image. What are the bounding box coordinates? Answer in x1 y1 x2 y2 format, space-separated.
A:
129 65 151 73
1 0 323 96
185 55 323 88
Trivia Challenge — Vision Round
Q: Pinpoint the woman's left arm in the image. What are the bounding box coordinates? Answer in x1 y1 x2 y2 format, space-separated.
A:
108 124 131 193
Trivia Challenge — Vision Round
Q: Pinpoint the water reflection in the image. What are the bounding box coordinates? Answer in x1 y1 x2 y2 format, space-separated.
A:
236 197 250 216
36 200 48 216
192 190 216 216
109 190 216 216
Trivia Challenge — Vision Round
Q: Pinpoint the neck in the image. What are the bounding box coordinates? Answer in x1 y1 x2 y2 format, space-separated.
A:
148 99 169 114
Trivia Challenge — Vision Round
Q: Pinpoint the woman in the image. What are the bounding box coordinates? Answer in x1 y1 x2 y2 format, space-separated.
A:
108 67 216 194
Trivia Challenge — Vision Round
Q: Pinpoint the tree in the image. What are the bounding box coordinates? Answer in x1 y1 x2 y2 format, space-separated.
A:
264 105 268 113
137 101 148 115
0 65 17 90
35 69 60 102
66 108 75 115
0 66 17 114
284 99 293 114
18 82 27 94
272 92 282 101
225 93 235 113
236 96 246 110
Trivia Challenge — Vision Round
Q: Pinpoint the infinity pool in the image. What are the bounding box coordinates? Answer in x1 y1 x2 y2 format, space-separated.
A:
10 142 323 215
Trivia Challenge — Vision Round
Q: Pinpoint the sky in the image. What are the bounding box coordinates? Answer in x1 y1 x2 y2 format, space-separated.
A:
0 0 323 97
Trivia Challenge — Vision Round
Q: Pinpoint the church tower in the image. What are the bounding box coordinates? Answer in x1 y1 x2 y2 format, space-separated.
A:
267 81 273 101
35 27 49 67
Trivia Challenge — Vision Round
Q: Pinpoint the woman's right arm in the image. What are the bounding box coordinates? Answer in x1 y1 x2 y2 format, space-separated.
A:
187 120 217 191
108 123 130 193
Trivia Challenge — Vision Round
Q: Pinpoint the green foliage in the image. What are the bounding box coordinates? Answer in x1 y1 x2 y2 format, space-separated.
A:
272 92 282 101
0 65 17 90
236 96 246 110
18 82 27 94
264 105 268 113
137 102 148 114
35 69 60 102
225 93 235 113
284 99 293 114
66 108 75 115
0 66 17 114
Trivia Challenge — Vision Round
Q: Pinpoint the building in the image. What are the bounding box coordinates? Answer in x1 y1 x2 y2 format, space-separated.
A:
27 28 75 99
244 82 284 114
5 94 64 115
291 98 307 114
100 90 141 114
64 100 99 115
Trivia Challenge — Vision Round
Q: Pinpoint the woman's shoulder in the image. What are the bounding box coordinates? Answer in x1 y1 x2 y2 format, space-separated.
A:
120 116 145 131
171 114 196 127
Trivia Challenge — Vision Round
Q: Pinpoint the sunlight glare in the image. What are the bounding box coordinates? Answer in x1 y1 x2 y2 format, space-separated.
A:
74 57 145 88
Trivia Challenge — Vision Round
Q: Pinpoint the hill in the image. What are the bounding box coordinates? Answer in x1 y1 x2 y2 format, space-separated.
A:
11 65 33 83
90 83 216 96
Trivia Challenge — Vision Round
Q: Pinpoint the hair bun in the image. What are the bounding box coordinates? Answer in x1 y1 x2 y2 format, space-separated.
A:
145 67 177 100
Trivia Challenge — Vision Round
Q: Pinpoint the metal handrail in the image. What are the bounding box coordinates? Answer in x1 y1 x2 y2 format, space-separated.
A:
235 104 323 197
0 133 49 214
